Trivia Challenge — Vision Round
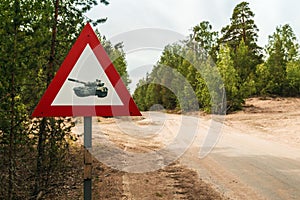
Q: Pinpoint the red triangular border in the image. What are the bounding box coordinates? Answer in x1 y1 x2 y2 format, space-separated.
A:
32 23 141 117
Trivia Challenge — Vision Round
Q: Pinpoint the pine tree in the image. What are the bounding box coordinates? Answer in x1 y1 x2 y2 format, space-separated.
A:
0 0 110 198
190 21 218 60
0 0 36 198
217 45 242 111
220 2 260 52
219 1 262 83
234 39 257 97
258 24 299 95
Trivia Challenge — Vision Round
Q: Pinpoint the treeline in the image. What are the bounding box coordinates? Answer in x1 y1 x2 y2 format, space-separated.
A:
0 0 130 199
133 2 300 113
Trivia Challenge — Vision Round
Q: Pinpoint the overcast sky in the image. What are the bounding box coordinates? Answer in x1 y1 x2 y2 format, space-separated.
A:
86 0 300 92
88 0 300 46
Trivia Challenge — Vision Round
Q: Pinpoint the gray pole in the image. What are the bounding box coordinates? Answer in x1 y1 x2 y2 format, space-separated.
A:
84 117 92 200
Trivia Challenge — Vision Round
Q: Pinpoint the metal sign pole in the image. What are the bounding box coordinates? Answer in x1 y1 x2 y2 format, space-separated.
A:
84 116 92 200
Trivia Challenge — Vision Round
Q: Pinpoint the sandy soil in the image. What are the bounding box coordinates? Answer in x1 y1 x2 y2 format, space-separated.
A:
89 115 224 200
69 97 300 200
225 97 300 148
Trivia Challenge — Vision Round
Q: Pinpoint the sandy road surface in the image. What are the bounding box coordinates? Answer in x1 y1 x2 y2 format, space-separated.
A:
184 98 300 200
183 98 300 200
74 114 224 199
74 97 300 199
182 118 300 200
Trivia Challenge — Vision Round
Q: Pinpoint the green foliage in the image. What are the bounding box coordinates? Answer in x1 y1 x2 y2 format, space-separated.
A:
133 42 225 113
266 24 299 63
195 58 225 113
190 21 218 60
219 1 262 94
220 2 261 54
133 1 300 114
234 40 252 80
233 40 257 97
255 63 271 95
0 0 110 198
133 77 149 111
3 3 300 198
286 60 300 96
217 45 243 111
257 24 299 96
100 37 131 88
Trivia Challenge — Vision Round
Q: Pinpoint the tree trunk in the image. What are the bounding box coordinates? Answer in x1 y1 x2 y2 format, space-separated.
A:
34 0 60 196
48 0 59 83
34 117 46 196
8 0 20 198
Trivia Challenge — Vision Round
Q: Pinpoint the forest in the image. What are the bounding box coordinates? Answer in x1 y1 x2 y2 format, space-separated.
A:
0 0 300 199
133 2 300 113
0 0 130 199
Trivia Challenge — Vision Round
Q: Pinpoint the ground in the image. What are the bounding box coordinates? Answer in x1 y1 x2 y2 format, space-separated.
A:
225 97 300 148
49 97 300 199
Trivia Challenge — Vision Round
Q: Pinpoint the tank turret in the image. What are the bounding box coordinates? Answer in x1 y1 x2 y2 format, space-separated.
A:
68 78 108 98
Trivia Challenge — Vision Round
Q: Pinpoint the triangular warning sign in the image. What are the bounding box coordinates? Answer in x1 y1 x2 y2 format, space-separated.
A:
32 23 141 117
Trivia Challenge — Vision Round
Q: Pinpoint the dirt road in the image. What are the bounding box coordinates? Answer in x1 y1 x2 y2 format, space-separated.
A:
74 97 300 199
182 117 300 199
183 98 300 199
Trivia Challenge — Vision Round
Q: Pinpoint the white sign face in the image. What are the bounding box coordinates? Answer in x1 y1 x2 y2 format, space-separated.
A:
51 44 124 106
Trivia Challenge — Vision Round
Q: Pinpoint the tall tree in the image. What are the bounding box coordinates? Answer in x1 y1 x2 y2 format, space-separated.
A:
217 45 242 111
219 1 262 83
258 24 299 95
220 2 260 52
266 24 299 63
234 39 257 97
0 0 35 198
0 0 110 198
190 21 218 60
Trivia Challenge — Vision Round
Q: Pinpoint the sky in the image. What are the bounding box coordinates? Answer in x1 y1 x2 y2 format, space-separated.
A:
86 0 300 92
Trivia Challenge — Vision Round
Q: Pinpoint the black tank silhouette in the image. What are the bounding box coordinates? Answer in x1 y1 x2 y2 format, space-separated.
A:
68 78 108 98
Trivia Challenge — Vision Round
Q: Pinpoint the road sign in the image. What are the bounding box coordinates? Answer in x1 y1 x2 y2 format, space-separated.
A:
32 23 141 117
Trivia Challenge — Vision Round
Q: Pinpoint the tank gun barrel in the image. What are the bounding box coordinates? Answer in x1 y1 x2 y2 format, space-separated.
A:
68 78 87 85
